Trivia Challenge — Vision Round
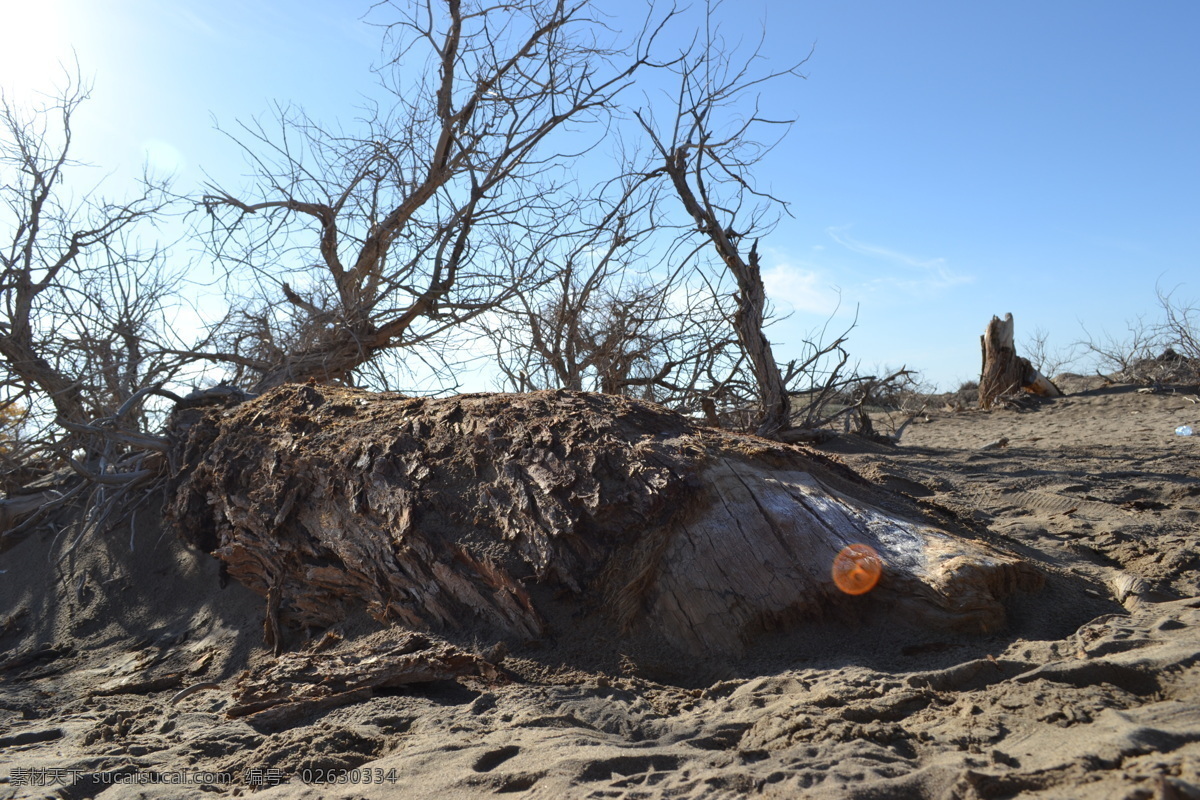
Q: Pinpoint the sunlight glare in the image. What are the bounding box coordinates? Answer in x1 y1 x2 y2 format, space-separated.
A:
140 138 185 177
0 0 73 101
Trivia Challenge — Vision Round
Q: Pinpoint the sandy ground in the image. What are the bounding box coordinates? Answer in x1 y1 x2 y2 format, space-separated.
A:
2 378 1199 799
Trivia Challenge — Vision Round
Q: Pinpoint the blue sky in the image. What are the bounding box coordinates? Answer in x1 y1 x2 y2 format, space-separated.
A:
3 0 1196 391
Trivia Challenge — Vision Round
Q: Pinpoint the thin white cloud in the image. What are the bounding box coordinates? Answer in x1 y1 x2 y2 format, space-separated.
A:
761 262 845 317
171 6 221 39
826 226 973 290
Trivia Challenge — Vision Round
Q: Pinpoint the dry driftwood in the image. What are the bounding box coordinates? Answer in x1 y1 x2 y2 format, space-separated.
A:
227 630 494 728
165 385 1042 657
979 313 1062 409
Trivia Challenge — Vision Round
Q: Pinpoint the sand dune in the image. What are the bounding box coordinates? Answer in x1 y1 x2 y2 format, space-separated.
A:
2 378 1198 798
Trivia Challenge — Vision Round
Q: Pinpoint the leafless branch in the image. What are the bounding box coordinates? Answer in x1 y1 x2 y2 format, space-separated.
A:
199 0 677 393
635 1 811 436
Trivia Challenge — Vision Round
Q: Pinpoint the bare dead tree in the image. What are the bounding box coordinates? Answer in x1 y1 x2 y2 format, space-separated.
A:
476 168 749 413
1021 325 1078 381
634 6 814 437
0 71 225 547
631 5 918 441
199 0 675 393
1077 284 1200 387
1149 284 1200 383
0 74 184 462
489 264 745 404
1078 315 1158 380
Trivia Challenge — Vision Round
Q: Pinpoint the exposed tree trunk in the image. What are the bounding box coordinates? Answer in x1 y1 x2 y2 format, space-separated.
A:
165 385 1042 658
979 313 1062 409
732 242 793 437
0 338 87 425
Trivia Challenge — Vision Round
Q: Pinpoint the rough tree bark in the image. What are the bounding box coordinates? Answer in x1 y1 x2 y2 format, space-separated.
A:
165 385 1042 658
979 313 1063 410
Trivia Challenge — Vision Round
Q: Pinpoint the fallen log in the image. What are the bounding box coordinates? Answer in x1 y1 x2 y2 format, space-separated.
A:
979 313 1062 409
165 385 1042 657
227 630 496 729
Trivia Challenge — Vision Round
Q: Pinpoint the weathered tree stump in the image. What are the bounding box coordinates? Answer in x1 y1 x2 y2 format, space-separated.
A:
165 385 1042 657
979 313 1062 409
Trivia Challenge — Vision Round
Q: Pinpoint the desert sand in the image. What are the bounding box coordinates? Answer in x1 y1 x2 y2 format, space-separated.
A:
2 376 1198 799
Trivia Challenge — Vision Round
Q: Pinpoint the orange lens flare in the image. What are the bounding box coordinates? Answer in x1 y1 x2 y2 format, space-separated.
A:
832 544 883 595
